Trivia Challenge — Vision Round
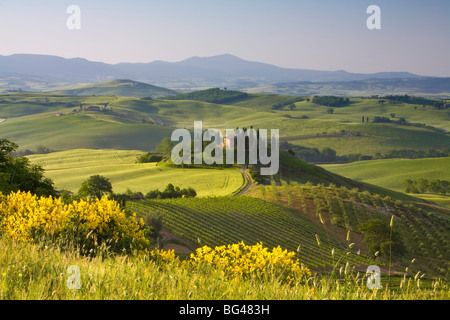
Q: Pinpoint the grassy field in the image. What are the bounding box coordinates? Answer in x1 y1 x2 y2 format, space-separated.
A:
321 157 450 206
27 149 244 197
1 92 448 156
321 157 450 191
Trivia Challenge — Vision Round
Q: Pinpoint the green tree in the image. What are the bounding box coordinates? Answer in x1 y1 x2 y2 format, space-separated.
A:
357 219 405 259
137 153 163 163
428 179 442 194
403 179 418 193
144 212 163 238
78 175 113 199
0 138 18 163
416 178 429 193
321 147 337 162
0 139 54 196
440 180 449 194
155 138 174 154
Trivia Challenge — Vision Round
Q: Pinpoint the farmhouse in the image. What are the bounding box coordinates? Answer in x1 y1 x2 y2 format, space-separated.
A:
223 129 258 149
84 106 101 112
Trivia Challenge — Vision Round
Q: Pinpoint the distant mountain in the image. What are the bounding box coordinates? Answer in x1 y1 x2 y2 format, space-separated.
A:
0 53 445 96
49 79 179 98
111 54 423 87
174 54 421 82
0 54 116 81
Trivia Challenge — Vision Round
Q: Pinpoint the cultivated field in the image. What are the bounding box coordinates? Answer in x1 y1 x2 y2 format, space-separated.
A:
27 149 244 197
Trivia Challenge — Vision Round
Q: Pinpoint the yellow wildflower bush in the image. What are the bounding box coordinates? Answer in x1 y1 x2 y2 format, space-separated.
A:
189 241 311 284
0 191 150 253
148 248 178 265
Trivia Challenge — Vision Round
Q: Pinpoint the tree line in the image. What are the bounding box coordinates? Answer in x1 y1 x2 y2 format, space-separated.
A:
403 178 450 195
281 141 450 164
379 95 447 109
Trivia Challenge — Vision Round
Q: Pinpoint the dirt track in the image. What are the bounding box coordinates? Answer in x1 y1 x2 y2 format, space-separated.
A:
235 167 253 196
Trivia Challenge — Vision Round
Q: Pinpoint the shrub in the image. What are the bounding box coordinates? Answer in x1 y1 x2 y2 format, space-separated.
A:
145 184 197 199
137 153 163 163
189 242 311 284
0 191 150 254
250 171 263 184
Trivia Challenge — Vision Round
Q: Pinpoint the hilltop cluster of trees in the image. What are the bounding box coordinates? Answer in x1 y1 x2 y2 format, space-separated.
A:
430 102 448 110
403 178 450 195
164 88 248 104
311 96 350 107
379 95 446 108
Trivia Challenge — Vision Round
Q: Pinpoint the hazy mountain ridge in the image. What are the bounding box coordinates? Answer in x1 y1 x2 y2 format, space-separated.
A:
0 53 446 96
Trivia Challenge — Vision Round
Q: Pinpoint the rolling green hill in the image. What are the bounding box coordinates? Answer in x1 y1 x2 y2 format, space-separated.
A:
321 157 450 192
2 87 448 280
1 113 174 151
321 157 450 207
48 79 179 98
0 90 448 159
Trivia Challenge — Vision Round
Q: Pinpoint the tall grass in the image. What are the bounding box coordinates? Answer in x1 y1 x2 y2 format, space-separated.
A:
1 239 448 300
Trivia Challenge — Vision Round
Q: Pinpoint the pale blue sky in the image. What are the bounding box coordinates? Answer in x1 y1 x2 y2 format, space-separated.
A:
0 0 449 76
